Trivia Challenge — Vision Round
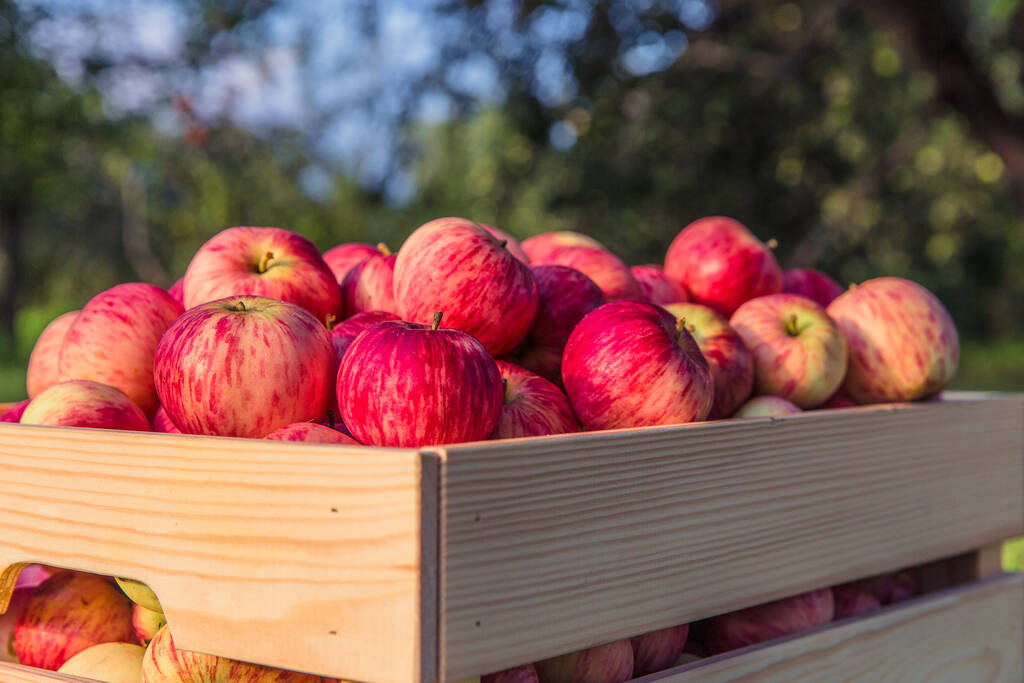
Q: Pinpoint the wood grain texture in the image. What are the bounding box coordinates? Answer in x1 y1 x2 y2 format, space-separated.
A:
0 663 97 682
639 573 1024 682
437 394 1024 680
0 422 438 683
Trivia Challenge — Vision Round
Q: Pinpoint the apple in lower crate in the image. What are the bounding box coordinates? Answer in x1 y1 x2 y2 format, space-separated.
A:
703 588 834 654
115 578 162 614
562 301 713 430
58 642 146 683
16 570 136 670
340 244 398 316
26 310 79 398
631 623 689 677
132 603 166 646
818 391 855 409
782 268 844 308
490 362 579 439
154 296 334 438
21 380 150 432
521 231 605 262
0 400 29 423
832 583 881 619
663 303 753 419
482 663 539 683
264 422 360 445
534 639 633 683
0 587 32 662
532 246 642 302
59 283 183 416
322 242 380 284
732 396 802 418
631 265 689 305
141 625 321 683
826 277 959 403
730 294 848 408
184 226 342 323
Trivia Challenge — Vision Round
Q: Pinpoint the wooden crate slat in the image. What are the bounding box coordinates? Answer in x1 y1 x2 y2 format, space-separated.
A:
639 572 1024 682
0 662 97 682
438 395 1024 680
0 423 439 683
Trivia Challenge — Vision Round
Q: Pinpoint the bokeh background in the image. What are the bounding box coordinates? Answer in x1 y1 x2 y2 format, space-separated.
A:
2 0 1024 401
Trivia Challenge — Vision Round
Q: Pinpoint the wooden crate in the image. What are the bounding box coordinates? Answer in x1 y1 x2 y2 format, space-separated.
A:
0 391 1020 682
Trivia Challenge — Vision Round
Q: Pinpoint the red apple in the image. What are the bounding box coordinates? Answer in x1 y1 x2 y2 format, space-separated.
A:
826 277 959 403
847 569 918 606
534 639 634 683
58 642 146 682
818 391 856 409
152 406 181 434
264 422 360 445
0 400 29 423
514 265 605 384
732 395 802 418
482 663 539 683
167 278 185 307
183 226 342 324
16 564 54 590
783 268 844 308
521 231 605 262
393 217 538 356
664 216 783 316
21 380 150 431
533 246 643 302
0 587 33 662
340 243 399 317
480 224 530 264
562 301 713 430
154 296 334 438
703 588 834 654
663 303 753 419
631 624 689 677
15 571 136 671
730 294 848 408
339 313 502 447
26 310 79 398
140 625 320 683
329 310 401 364
322 242 380 284
58 283 182 416
131 604 166 647
631 265 689 305
832 584 881 619
490 361 579 439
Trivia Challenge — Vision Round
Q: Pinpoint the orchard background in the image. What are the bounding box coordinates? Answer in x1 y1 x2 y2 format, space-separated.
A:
2 1 1023 410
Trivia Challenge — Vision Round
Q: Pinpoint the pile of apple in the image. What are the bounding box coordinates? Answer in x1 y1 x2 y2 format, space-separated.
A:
1 215 958 446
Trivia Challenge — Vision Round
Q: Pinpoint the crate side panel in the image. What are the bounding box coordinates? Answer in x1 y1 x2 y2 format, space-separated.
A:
440 396 1024 679
0 423 432 683
642 573 1024 682
0 663 96 682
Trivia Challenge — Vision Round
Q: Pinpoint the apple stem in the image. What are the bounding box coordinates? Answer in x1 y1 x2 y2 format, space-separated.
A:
432 311 443 330
785 314 801 337
257 251 275 274
766 238 779 250
237 299 247 312
848 282 858 290
501 377 510 402
325 314 337 330
674 316 686 342
376 242 391 256
498 239 508 249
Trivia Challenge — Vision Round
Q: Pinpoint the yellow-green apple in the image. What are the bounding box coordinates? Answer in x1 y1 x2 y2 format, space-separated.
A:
154 296 334 438
26 310 79 398
338 314 502 447
703 588 834 654
490 361 579 439
15 571 136 670
831 583 880 619
183 227 342 323
393 218 538 356
534 639 634 683
631 624 689 677
58 642 146 683
513 265 605 384
340 243 398 317
826 277 959 403
0 400 28 423
663 303 753 419
732 395 802 418
141 625 321 683
729 294 848 408
167 279 184 308
152 406 181 433
21 380 150 431
329 311 401 364
664 216 783 316
782 268 844 308
480 224 530 263
322 242 379 284
631 265 689 305
562 301 713 430
115 579 161 614
521 231 605 262
58 283 182 416
482 664 538 683
131 603 166 646
532 246 642 301
264 422 360 445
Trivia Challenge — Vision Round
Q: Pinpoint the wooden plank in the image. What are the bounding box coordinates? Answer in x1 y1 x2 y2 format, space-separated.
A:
437 394 1024 680
0 423 438 683
639 573 1024 682
0 663 96 682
